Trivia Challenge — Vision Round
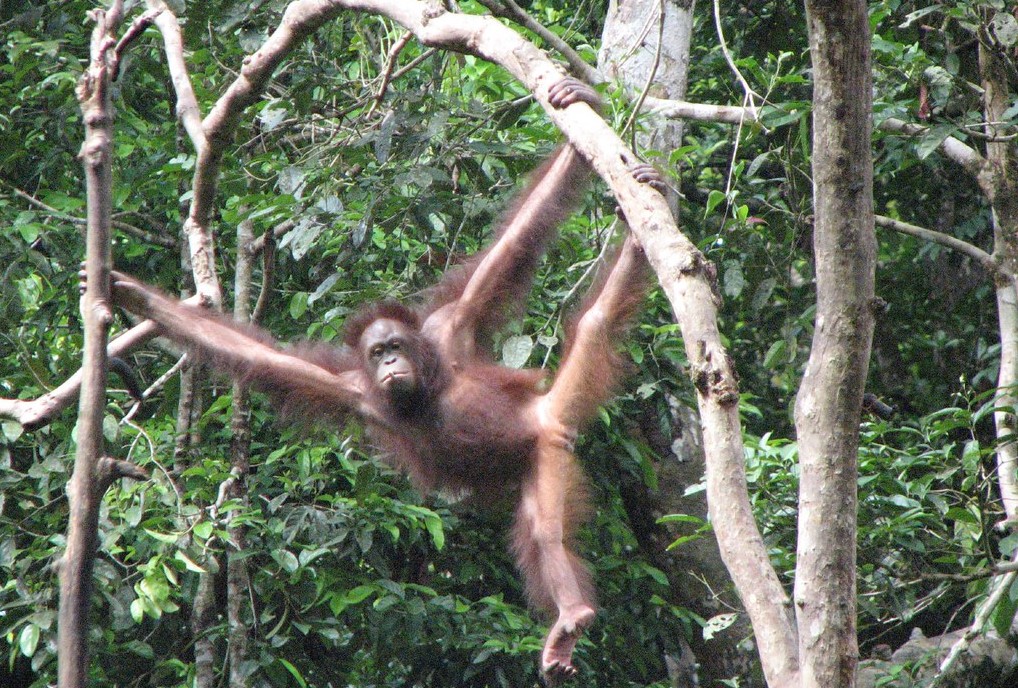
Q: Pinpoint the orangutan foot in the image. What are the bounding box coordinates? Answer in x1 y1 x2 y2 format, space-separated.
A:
541 605 595 685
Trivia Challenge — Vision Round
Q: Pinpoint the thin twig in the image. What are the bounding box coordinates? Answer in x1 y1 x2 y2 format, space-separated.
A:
252 229 277 324
369 30 414 116
621 0 665 145
2 182 175 248
713 0 760 108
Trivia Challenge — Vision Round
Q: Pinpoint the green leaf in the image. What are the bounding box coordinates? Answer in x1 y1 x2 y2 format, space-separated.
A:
272 549 299 573
640 563 668 586
424 514 445 550
344 584 377 605
143 528 180 544
277 658 308 688
705 189 727 215
130 598 145 623
703 613 738 640
18 624 39 657
174 550 207 573
991 580 1018 638
763 339 787 368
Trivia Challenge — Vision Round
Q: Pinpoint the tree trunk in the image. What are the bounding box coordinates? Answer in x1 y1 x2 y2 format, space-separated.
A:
599 3 758 683
794 1 875 687
979 25 1018 526
227 217 256 687
599 0 693 152
58 7 121 687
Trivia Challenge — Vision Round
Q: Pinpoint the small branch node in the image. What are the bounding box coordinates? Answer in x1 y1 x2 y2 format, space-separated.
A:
97 455 150 493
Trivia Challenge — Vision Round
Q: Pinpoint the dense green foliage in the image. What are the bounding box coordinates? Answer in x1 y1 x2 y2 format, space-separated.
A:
1 1 1015 686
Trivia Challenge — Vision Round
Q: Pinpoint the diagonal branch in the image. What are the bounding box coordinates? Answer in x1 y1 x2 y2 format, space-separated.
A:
0 298 197 430
2 182 176 248
874 214 999 275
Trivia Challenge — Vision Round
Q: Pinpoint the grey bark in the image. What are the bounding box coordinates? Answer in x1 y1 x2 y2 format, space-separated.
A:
794 1 875 687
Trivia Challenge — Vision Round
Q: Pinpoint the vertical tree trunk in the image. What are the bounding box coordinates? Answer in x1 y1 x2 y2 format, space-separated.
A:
599 0 693 151
794 1 874 687
979 33 1018 525
58 7 121 687
227 217 256 686
599 2 759 683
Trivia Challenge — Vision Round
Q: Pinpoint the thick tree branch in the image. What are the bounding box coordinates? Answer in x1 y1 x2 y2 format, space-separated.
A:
110 8 162 79
0 299 198 431
795 2 874 686
643 95 758 125
479 0 756 126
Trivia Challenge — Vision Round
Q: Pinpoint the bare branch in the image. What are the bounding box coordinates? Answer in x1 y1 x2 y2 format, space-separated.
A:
920 557 1018 583
110 8 163 80
2 182 176 248
0 298 198 431
252 218 295 255
96 455 150 494
713 0 761 108
147 0 206 152
59 4 123 684
642 95 758 125
252 228 277 324
874 214 999 274
185 0 350 306
369 30 414 115
936 550 1018 678
121 352 189 425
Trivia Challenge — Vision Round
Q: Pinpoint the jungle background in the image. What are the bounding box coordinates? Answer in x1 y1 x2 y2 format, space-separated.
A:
1 0 1017 686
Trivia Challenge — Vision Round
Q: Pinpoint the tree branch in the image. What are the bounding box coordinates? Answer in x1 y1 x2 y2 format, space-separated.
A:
147 0 206 153
874 214 999 274
0 298 198 431
369 30 414 114
2 182 176 248
642 95 758 124
935 550 1018 678
95 455 149 494
475 0 601 85
879 117 986 178
58 4 124 685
